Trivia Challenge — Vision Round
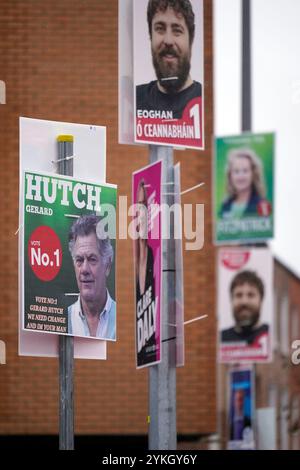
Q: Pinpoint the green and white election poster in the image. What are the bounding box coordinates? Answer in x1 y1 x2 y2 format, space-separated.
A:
22 170 117 341
213 132 275 244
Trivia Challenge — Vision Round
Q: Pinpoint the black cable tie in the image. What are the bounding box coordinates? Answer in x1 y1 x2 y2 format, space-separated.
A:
162 336 176 343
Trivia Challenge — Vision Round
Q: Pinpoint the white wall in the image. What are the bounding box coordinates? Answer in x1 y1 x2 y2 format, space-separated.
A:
214 0 241 135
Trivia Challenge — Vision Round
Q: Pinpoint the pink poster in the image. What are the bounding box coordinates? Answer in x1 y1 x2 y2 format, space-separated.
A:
132 161 162 369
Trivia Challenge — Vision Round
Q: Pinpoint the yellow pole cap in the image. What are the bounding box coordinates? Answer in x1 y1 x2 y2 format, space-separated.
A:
57 135 74 142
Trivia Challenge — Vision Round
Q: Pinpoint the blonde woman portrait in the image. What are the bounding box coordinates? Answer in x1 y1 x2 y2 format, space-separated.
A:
220 148 270 218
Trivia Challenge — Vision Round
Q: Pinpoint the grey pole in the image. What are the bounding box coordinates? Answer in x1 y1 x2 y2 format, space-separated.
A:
57 135 74 450
218 1 253 450
148 145 177 450
242 0 252 132
242 0 261 448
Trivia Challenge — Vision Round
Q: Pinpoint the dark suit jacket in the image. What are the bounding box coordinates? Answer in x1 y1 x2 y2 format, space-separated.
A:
221 189 263 217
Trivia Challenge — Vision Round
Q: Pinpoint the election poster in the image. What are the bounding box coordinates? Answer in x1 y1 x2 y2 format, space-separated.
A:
227 366 255 450
218 247 273 363
19 117 107 359
133 0 204 150
214 132 275 244
132 161 162 369
22 170 117 341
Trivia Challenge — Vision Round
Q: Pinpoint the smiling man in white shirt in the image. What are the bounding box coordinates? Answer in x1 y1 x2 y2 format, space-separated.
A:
67 214 116 340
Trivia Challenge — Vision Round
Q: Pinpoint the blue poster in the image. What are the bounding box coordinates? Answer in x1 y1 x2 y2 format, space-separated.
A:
227 367 255 450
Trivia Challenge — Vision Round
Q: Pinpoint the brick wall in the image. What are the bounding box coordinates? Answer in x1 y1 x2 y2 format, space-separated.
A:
0 0 216 436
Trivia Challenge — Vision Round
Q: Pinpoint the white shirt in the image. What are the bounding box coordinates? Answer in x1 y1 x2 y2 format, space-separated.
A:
68 290 116 339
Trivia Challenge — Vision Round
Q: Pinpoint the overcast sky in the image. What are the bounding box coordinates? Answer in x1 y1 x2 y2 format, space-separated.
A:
214 0 300 278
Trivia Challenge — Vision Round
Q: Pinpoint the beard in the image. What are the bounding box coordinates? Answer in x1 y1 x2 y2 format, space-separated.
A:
233 305 260 332
152 44 191 94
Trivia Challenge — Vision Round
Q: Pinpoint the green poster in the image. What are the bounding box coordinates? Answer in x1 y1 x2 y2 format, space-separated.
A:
214 133 275 243
22 170 117 341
